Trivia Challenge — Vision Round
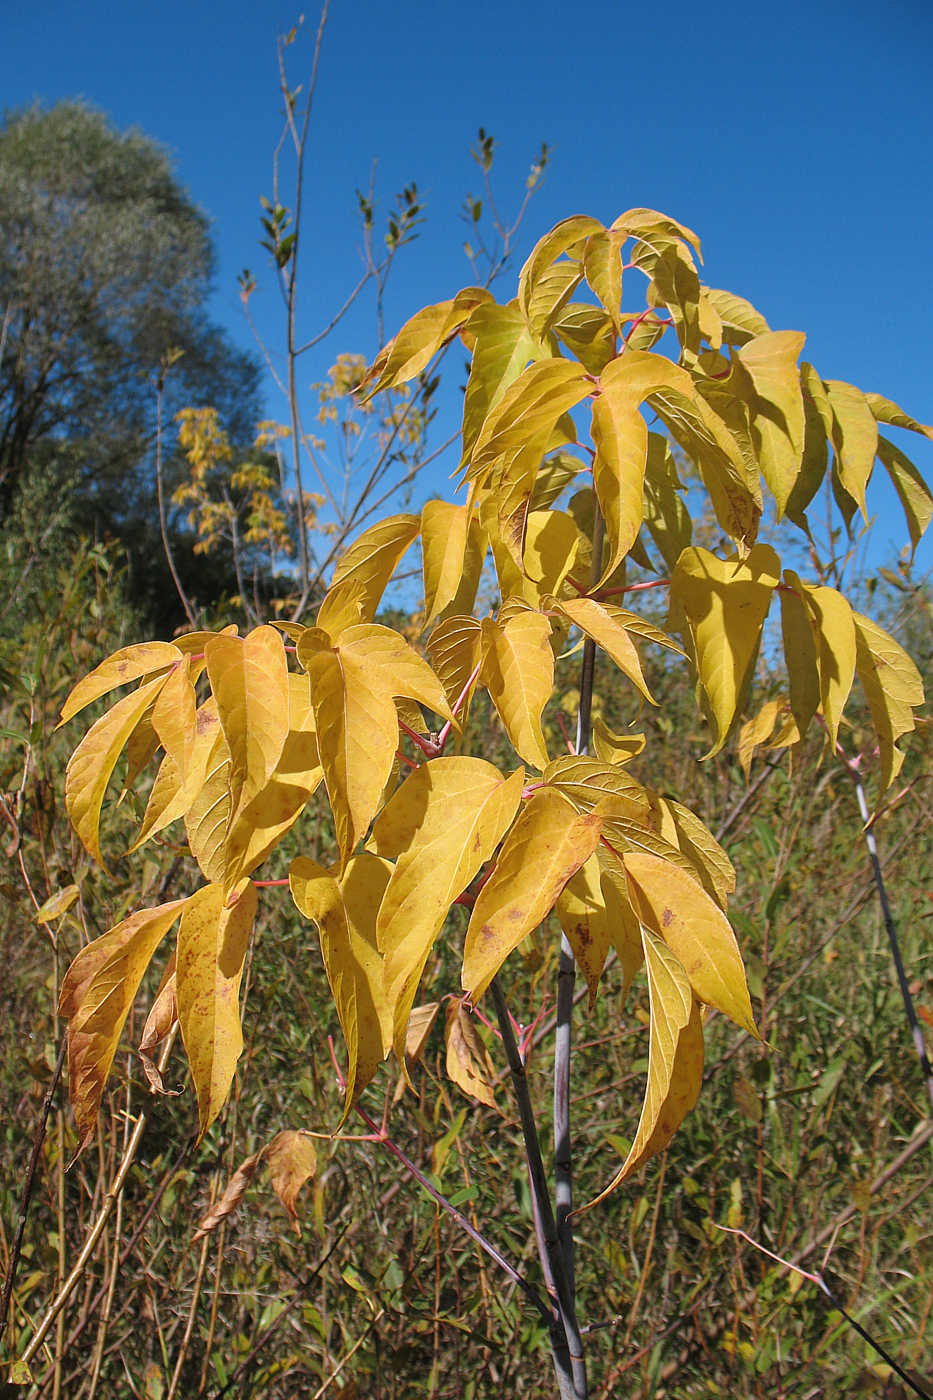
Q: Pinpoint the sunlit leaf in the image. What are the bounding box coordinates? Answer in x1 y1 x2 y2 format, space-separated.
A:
59 899 188 1151
703 287 770 346
669 545 780 756
518 215 604 320
877 436 933 558
461 301 540 463
462 787 603 1002
824 380 878 522
151 658 198 785
864 391 933 443
623 851 757 1034
327 514 421 625
465 359 591 487
362 287 491 396
578 930 703 1209
480 611 553 769
853 611 924 790
205 626 289 821
58 642 182 726
66 672 170 864
425 614 483 716
176 881 257 1140
736 330 806 517
422 501 473 626
802 581 856 748
289 853 392 1119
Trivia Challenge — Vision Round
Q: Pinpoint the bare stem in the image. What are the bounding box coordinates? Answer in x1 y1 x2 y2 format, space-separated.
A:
490 978 588 1399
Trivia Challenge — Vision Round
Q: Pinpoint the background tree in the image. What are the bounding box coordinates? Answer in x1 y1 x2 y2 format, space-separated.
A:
0 100 262 615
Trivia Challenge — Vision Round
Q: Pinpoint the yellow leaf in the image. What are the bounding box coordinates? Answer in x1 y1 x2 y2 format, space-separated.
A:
425 614 482 715
36 884 80 925
177 881 257 1140
736 330 806 516
590 368 649 583
853 612 924 790
865 390 933 443
594 847 646 996
444 1001 497 1108
802 581 856 749
623 851 757 1035
591 717 646 765
461 301 540 463
583 228 624 331
877 436 933 559
559 597 684 705
58 641 182 726
780 571 822 739
578 930 703 1210
543 753 651 830
59 899 188 1151
421 501 471 626
130 701 222 853
223 713 322 888
522 510 583 592
185 731 234 883
524 259 583 340
66 672 170 864
517 215 604 320
289 853 392 1119
824 379 878 522
480 611 553 770
611 208 702 257
300 625 451 865
556 855 612 1007
264 1130 318 1234
647 794 736 909
362 288 491 396
205 626 289 821
466 359 591 487
462 787 603 1003
737 699 785 782
669 544 780 756
328 513 421 625
371 758 524 1057
151 658 198 784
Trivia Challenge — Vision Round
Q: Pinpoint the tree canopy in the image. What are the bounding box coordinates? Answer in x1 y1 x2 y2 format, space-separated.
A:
0 101 261 538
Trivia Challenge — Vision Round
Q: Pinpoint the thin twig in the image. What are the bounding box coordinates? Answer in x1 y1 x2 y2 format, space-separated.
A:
0 1038 67 1347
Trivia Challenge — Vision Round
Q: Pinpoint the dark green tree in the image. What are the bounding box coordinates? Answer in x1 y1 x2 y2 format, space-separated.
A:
0 101 262 545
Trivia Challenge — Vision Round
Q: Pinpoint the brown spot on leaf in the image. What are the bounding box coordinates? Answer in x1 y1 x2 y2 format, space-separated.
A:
662 908 674 927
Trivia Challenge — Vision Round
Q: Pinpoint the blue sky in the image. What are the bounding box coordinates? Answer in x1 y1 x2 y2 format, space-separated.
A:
4 0 933 576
